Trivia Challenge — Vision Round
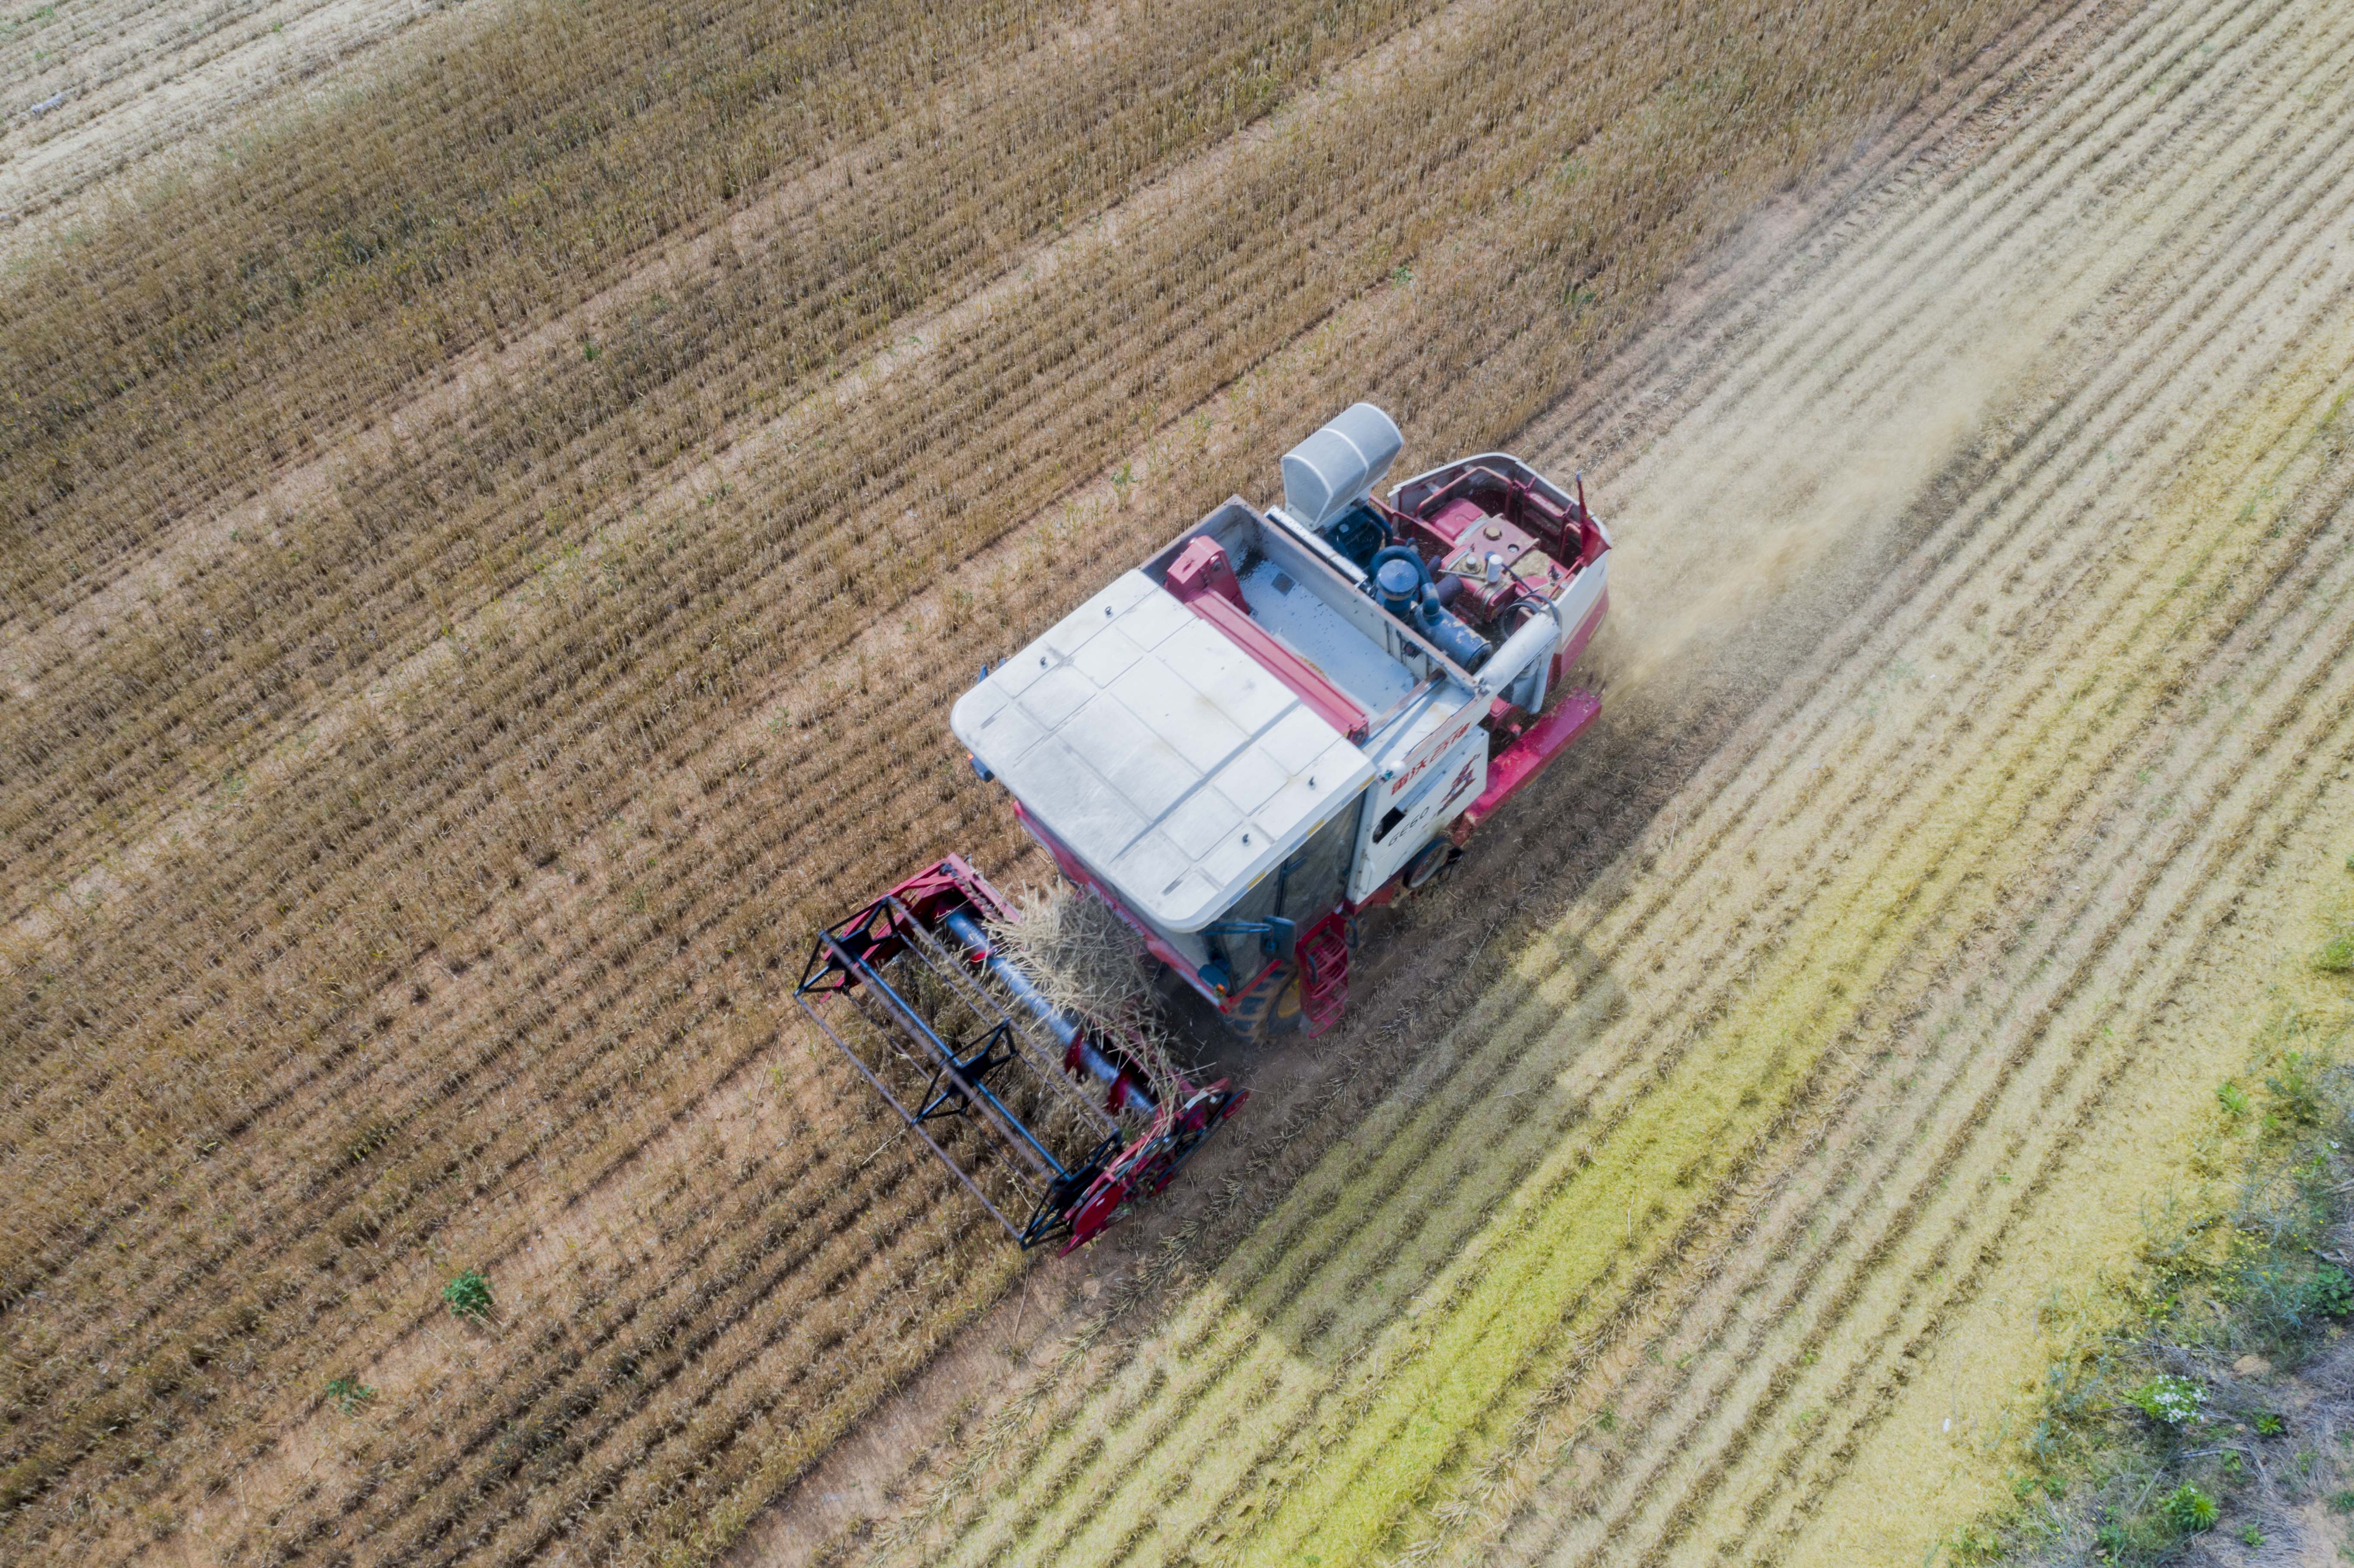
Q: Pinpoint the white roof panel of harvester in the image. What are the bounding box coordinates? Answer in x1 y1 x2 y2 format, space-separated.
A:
951 569 1376 931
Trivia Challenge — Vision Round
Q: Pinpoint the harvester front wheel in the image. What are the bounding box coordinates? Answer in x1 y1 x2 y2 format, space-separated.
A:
1223 959 1304 1042
1403 840 1459 893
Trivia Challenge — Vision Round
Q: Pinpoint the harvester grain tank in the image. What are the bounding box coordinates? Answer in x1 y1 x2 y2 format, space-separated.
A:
796 404 1610 1251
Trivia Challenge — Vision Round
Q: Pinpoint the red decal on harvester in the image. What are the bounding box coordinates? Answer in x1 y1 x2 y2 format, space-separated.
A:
1390 720 1476 796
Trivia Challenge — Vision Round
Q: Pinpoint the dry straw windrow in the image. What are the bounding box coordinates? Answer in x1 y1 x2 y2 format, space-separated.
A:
1 0 2068 1563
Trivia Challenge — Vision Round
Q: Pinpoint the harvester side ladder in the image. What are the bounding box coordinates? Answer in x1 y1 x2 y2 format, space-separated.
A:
1298 914 1350 1036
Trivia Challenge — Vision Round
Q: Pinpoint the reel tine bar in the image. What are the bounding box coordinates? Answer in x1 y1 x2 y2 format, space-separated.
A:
795 856 1246 1253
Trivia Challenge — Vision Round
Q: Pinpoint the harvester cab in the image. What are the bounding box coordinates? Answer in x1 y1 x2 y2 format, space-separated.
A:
796 404 1609 1251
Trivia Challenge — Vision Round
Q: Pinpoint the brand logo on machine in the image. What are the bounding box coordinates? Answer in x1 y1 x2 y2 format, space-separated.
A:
1442 759 1477 807
1389 719 1476 796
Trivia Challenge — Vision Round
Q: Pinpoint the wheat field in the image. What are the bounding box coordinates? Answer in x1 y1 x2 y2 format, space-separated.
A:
7 0 2348 1562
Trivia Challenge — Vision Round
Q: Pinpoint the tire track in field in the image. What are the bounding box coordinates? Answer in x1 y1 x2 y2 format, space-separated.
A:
1591 226 2354 1568
861 0 2354 1554
1744 409 2354 1565
1478 0 2354 1525
1440 0 2354 1554
1456 395 2351 1562
1412 15 2354 1563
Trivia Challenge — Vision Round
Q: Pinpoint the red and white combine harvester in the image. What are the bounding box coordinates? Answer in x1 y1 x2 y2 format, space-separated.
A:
797 405 1609 1251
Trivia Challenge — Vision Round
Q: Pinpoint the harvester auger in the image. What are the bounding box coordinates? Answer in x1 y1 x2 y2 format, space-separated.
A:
798 404 1610 1251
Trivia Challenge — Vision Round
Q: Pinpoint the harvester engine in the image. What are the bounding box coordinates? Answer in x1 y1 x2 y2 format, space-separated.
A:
798 404 1608 1250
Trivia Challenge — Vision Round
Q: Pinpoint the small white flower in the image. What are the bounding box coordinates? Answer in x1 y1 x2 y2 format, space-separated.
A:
2134 1375 2206 1427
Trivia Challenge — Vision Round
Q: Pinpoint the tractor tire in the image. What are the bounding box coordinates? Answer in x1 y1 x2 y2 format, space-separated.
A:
1403 839 1460 893
1223 959 1304 1042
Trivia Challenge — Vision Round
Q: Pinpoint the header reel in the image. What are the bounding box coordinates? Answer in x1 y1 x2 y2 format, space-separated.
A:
794 857 1245 1253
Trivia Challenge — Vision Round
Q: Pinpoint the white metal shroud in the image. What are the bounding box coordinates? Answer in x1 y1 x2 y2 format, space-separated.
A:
951 570 1376 933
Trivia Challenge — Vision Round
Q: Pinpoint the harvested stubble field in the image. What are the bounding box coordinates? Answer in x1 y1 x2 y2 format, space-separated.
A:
828 0 2354 1561
3 0 2351 1564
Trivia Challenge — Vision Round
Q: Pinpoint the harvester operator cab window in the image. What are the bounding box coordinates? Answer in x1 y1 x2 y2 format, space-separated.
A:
1202 794 1363 991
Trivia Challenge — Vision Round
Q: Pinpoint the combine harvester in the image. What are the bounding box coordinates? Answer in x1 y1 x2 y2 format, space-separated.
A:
797 405 1609 1251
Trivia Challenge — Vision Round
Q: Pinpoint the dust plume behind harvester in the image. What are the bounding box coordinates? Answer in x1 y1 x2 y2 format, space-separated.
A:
796 404 1610 1251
